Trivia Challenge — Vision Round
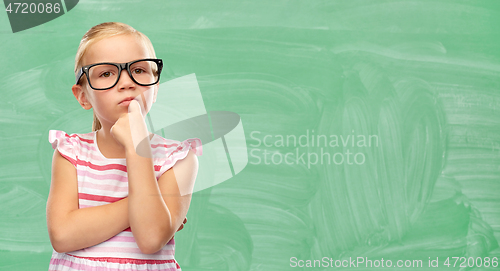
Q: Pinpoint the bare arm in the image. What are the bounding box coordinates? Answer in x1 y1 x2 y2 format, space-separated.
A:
46 149 130 253
127 149 197 254
111 100 197 254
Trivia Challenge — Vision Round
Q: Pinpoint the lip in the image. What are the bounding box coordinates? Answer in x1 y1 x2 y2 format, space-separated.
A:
118 97 135 106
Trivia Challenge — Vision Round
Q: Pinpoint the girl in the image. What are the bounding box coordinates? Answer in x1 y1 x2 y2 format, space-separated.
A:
46 22 202 270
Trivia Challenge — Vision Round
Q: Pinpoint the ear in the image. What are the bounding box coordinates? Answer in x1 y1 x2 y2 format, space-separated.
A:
72 84 93 110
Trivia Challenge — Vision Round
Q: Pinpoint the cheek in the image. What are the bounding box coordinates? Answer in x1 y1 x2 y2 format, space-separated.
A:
88 90 113 112
83 85 97 104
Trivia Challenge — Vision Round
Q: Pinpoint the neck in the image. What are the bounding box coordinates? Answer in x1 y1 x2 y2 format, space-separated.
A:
96 123 126 159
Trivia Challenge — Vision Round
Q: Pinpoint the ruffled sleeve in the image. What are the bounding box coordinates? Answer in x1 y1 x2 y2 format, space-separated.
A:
48 130 79 167
154 137 203 177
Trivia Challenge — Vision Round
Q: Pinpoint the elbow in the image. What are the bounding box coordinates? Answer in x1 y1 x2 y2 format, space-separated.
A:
136 228 175 255
137 241 164 255
52 244 70 254
48 228 72 253
138 244 162 255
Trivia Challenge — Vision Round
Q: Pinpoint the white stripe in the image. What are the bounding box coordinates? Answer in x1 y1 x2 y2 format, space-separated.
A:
78 199 107 207
78 178 129 190
77 186 128 198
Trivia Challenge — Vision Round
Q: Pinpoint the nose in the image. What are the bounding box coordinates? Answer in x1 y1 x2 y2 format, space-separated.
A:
116 68 136 91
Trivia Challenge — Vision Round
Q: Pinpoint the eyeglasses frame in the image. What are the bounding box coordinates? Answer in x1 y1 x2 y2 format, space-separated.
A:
75 58 163 91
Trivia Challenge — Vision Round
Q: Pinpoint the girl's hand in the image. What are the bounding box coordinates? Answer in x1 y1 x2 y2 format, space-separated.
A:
111 99 150 154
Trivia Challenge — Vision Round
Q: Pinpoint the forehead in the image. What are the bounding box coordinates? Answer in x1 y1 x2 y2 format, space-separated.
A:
83 34 150 65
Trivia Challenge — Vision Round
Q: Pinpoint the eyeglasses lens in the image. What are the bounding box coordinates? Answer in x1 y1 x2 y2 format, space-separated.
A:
88 60 159 90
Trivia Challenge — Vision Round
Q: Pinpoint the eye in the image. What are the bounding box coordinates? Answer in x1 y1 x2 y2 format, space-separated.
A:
100 71 112 78
97 69 116 78
132 68 146 74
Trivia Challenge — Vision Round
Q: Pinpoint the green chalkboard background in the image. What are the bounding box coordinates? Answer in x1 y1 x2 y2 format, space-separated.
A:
1 0 500 270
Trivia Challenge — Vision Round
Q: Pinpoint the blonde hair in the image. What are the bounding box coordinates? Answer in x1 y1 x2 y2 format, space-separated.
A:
75 22 157 131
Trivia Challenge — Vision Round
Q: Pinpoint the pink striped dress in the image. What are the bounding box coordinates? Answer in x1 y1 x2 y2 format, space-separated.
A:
47 130 202 271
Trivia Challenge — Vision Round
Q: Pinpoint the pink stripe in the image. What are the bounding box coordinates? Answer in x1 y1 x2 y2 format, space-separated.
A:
50 257 178 271
161 139 202 165
78 169 128 183
67 254 179 265
77 159 127 172
79 193 125 203
176 139 203 157
106 234 175 245
64 132 94 144
78 246 174 255
79 141 98 152
59 152 77 167
151 143 179 148
169 142 199 161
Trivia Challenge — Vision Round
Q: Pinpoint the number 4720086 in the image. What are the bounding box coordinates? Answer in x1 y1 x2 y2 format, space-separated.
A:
444 257 498 268
6 2 61 14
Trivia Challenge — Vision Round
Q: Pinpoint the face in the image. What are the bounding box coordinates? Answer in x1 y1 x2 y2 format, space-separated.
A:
72 34 158 129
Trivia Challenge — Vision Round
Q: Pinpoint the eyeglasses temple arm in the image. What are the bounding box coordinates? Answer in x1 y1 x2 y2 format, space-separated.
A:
75 68 84 84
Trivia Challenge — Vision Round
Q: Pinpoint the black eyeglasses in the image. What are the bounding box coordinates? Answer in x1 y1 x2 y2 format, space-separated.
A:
76 58 163 91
